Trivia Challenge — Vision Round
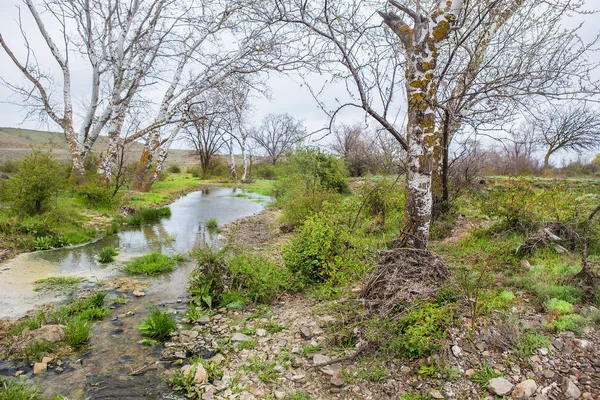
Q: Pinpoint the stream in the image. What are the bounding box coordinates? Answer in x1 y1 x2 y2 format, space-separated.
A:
0 187 270 399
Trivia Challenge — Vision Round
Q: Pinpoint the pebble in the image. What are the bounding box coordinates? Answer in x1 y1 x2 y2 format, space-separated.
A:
512 380 537 399
451 345 462 357
487 377 513 396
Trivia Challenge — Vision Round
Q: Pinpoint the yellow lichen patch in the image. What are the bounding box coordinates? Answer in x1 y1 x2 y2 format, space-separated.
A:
420 61 435 71
410 79 429 89
425 73 434 80
432 20 451 42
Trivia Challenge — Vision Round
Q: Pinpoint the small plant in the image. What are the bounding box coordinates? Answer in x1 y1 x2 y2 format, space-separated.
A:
34 277 86 292
549 314 589 334
127 207 171 226
236 339 258 350
167 164 182 173
124 252 178 276
398 391 432 400
97 247 118 263
22 340 56 361
63 317 91 348
285 391 314 400
166 367 202 398
10 311 46 336
245 356 281 383
513 332 551 360
261 321 286 334
469 361 501 388
0 377 43 400
205 218 218 229
301 343 321 355
545 298 574 315
356 364 389 382
139 307 177 341
418 364 437 377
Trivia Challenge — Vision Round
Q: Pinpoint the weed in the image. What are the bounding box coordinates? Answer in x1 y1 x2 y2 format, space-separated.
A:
261 321 286 334
418 364 437 377
22 341 57 361
34 277 85 292
549 314 589 334
205 218 218 229
166 367 202 398
0 377 43 400
469 361 501 388
398 391 432 400
285 391 314 400
545 298 573 315
356 364 388 382
513 332 551 360
63 317 91 348
10 312 46 336
301 343 321 355
139 307 177 341
245 356 281 383
97 247 118 263
236 339 258 350
124 252 178 276
167 164 181 173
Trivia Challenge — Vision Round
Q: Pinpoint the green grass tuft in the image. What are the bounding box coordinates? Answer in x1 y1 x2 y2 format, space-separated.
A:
139 307 177 341
97 247 118 263
34 276 86 292
124 252 179 276
205 218 218 229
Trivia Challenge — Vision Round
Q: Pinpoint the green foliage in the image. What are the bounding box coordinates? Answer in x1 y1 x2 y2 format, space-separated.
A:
381 302 455 359
126 207 171 226
0 160 19 174
97 247 118 263
469 361 502 388
398 391 432 400
285 391 314 400
275 147 349 226
167 164 182 173
236 339 258 350
34 277 85 292
260 321 286 334
32 235 70 250
139 307 177 341
124 252 178 276
4 150 64 215
9 312 46 336
228 253 295 303
205 218 218 229
188 247 229 309
418 364 437 377
0 377 45 400
63 317 91 348
166 366 202 398
355 363 389 382
22 340 56 361
301 343 321 355
513 332 551 360
74 183 119 209
356 179 405 226
545 298 574 315
282 211 367 286
245 356 281 382
549 314 589 334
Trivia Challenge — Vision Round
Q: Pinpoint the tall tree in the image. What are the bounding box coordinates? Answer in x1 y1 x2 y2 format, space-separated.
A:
252 113 306 165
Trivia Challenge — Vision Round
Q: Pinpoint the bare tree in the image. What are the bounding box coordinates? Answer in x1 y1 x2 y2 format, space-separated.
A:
252 113 306 165
529 104 600 170
331 123 370 177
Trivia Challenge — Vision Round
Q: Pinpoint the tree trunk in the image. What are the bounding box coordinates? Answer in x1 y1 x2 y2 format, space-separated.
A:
132 132 160 191
543 150 552 170
229 136 237 182
241 135 248 183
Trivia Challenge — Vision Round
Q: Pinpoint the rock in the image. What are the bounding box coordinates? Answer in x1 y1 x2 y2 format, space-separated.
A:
231 332 251 343
513 380 537 399
573 339 591 349
256 328 267 337
291 371 306 382
543 369 555 379
330 370 345 387
538 347 549 356
132 290 145 297
33 363 47 374
181 363 208 384
487 377 513 396
465 369 475 378
521 260 532 270
249 384 264 397
180 330 199 339
451 345 462 357
274 390 286 399
201 392 214 400
210 354 225 364
198 316 211 325
562 378 581 399
22 325 65 343
429 389 444 399
299 326 312 339
41 356 53 364
313 354 330 365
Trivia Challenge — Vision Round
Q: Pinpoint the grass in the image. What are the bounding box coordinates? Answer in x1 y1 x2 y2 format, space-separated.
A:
245 356 281 383
124 252 179 276
513 332 551 360
0 377 62 400
236 339 258 350
205 218 218 229
139 307 177 341
97 247 118 263
126 207 172 226
34 277 86 292
63 317 91 348
469 362 502 388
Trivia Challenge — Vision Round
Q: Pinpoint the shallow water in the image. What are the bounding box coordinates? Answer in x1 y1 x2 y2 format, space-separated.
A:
0 187 268 320
0 187 269 399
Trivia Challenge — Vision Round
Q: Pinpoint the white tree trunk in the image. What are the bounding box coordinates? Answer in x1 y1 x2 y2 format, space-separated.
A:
229 135 237 182
241 134 248 183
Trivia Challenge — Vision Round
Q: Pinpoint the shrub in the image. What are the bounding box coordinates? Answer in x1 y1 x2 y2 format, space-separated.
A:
124 252 179 276
167 164 181 173
228 253 295 303
5 150 64 215
74 183 118 209
545 298 574 315
381 302 455 359
550 314 588 334
139 307 177 341
188 248 229 309
187 165 203 178
97 247 118 263
513 332 551 360
0 160 19 173
282 211 366 285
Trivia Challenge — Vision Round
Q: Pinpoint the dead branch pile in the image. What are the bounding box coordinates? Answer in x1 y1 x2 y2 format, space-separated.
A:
517 222 576 255
361 248 449 315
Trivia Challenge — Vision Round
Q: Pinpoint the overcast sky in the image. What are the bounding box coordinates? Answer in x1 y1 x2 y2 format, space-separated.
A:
0 1 598 161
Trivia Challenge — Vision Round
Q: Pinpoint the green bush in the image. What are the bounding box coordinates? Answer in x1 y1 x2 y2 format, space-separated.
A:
205 218 218 229
97 247 118 263
513 332 551 360
187 165 203 178
167 164 182 173
139 307 177 341
124 252 179 276
381 302 455 359
282 211 366 285
0 160 19 173
188 248 229 309
228 253 295 303
5 150 64 215
545 298 574 315
74 183 118 209
63 317 91 348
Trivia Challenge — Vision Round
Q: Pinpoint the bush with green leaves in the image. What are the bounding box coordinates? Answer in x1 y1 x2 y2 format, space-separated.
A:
282 211 367 285
167 164 182 173
126 207 171 226
73 183 119 209
4 150 64 215
97 247 118 263
139 307 177 341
